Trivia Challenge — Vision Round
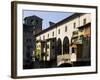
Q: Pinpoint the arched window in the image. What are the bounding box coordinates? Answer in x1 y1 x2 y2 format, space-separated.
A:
63 36 69 54
57 38 62 55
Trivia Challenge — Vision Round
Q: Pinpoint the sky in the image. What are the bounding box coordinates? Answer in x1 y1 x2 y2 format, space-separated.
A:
23 10 74 29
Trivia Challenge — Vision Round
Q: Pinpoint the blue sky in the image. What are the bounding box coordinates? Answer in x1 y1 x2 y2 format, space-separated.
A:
23 10 74 29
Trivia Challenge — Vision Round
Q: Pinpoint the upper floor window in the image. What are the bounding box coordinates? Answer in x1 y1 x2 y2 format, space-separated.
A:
31 20 36 25
83 18 86 25
58 29 60 34
43 35 45 40
52 31 54 36
48 34 49 38
73 22 76 28
36 20 38 24
65 26 67 32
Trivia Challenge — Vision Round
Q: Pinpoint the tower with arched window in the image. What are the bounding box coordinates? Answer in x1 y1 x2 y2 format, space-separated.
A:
23 15 43 69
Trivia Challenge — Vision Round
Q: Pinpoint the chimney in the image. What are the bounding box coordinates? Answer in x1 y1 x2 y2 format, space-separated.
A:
49 21 55 26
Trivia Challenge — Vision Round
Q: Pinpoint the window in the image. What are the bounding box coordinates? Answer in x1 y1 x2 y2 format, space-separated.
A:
52 46 54 49
38 45 41 48
29 39 31 42
36 20 38 24
80 35 84 40
31 20 38 25
31 20 36 25
47 44 49 48
52 39 55 42
26 39 31 42
27 46 31 50
48 34 49 38
33 31 35 34
33 26 35 29
46 52 49 56
65 26 67 32
58 29 60 34
43 35 45 40
72 47 75 53
26 39 28 42
83 18 86 25
52 31 54 36
26 52 30 58
73 22 76 28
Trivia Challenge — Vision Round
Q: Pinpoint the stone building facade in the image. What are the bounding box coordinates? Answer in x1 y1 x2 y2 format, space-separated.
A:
35 13 91 67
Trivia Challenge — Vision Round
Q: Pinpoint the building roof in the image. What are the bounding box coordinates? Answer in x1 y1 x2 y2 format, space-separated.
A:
24 15 43 21
35 13 85 36
78 23 91 29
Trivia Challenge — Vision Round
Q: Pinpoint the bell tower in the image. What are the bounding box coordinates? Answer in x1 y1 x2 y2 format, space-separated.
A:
23 15 43 69
24 15 43 34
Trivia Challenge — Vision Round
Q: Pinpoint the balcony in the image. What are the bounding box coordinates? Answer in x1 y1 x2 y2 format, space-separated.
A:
72 34 84 44
72 30 78 38
76 39 83 44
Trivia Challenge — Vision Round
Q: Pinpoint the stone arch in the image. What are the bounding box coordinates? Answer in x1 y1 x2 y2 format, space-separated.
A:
63 36 69 54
